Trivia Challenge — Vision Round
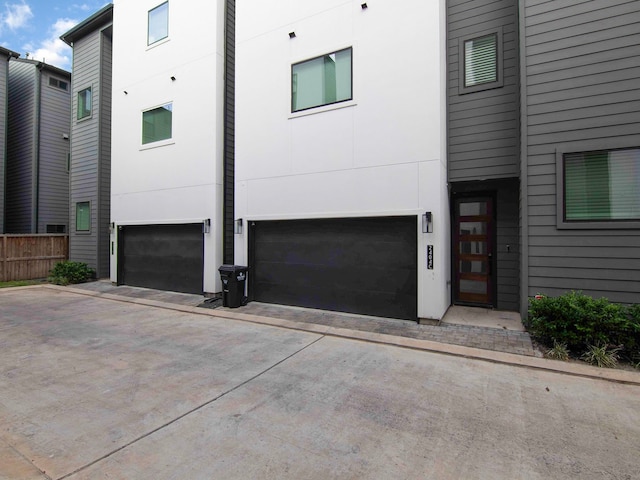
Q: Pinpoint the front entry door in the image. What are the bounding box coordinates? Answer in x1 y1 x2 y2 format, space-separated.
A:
453 197 495 306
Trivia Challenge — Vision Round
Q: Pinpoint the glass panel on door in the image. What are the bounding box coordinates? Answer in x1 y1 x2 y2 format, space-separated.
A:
454 197 494 306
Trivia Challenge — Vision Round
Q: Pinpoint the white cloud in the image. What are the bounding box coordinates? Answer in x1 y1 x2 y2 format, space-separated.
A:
26 18 77 70
2 1 33 31
72 4 92 12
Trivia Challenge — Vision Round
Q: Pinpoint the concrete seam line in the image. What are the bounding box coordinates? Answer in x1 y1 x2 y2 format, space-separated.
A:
4 443 54 480
56 334 326 480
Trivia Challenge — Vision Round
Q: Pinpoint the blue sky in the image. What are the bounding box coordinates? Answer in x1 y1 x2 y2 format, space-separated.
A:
0 1 109 71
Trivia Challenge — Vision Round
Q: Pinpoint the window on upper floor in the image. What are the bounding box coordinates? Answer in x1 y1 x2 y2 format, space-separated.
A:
292 47 352 112
77 87 92 120
46 224 66 234
142 103 173 144
459 29 503 94
563 147 640 223
148 2 169 46
76 202 90 232
49 77 69 91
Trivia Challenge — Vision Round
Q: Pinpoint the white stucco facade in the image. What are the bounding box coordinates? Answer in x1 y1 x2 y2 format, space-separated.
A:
110 0 226 292
235 0 450 320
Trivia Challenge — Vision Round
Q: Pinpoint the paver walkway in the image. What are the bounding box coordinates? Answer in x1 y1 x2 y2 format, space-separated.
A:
72 281 538 357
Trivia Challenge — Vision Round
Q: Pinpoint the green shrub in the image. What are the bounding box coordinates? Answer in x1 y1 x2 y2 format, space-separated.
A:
526 291 640 362
49 261 95 285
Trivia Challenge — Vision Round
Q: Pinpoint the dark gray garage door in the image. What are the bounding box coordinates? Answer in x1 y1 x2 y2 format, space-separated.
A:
118 223 204 294
249 216 417 320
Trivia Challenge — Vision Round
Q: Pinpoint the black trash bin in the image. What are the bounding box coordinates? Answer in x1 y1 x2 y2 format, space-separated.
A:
218 265 248 308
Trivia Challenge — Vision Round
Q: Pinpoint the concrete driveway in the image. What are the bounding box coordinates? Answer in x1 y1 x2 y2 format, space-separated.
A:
1 286 639 479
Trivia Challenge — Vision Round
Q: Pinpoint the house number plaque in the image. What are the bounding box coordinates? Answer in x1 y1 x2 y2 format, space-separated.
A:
427 245 434 270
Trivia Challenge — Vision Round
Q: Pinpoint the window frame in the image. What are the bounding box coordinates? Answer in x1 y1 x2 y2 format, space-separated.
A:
46 224 67 234
77 86 92 121
291 47 353 113
48 76 69 92
141 102 173 146
556 142 640 230
147 1 169 47
458 27 503 95
75 201 91 233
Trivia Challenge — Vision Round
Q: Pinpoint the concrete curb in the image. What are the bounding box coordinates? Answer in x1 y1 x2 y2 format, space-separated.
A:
11 284 640 386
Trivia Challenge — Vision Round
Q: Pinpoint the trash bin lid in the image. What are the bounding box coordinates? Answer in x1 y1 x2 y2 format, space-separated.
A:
218 264 249 273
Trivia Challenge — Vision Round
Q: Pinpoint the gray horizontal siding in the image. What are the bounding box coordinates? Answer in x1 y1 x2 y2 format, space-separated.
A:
38 71 71 233
68 23 113 279
495 184 519 310
523 0 640 303
69 28 101 270
6 61 36 233
447 0 520 182
0 60 7 232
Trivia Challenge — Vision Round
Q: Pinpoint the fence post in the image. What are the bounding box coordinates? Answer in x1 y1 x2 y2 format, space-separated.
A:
1 235 6 282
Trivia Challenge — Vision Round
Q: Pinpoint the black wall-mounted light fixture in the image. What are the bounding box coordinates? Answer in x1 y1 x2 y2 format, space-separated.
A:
289 31 296 39
170 76 176 81
422 212 433 233
361 3 368 9
203 218 211 234
123 90 128 95
235 218 243 235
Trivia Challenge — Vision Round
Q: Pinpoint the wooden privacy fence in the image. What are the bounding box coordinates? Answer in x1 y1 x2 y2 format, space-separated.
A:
0 235 69 282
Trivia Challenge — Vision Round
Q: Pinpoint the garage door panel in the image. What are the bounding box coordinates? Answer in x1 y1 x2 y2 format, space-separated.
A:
251 217 417 320
119 224 204 295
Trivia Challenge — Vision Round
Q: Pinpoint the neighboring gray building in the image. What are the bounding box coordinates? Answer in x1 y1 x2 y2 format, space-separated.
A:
61 4 113 278
0 46 20 233
447 0 521 312
519 0 640 307
5 58 71 234
447 0 640 314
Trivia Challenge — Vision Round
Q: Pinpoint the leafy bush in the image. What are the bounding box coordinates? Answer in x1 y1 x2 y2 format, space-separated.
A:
526 291 640 362
49 261 95 285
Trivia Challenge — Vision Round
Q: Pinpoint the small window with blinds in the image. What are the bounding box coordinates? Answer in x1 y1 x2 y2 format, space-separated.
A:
563 148 640 222
458 29 503 94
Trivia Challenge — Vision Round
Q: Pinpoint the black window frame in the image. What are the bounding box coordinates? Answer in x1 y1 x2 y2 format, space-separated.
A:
458 27 503 95
291 47 353 113
76 201 91 233
77 86 92 120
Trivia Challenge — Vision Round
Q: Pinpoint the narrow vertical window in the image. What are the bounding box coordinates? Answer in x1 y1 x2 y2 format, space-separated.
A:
148 2 169 46
142 103 173 144
292 47 352 112
76 202 90 232
77 87 92 120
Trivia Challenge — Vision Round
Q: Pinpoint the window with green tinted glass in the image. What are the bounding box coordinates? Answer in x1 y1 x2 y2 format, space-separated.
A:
459 29 502 94
564 148 640 221
142 103 172 144
464 34 497 88
148 2 169 45
292 48 352 112
77 87 92 120
76 202 90 232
